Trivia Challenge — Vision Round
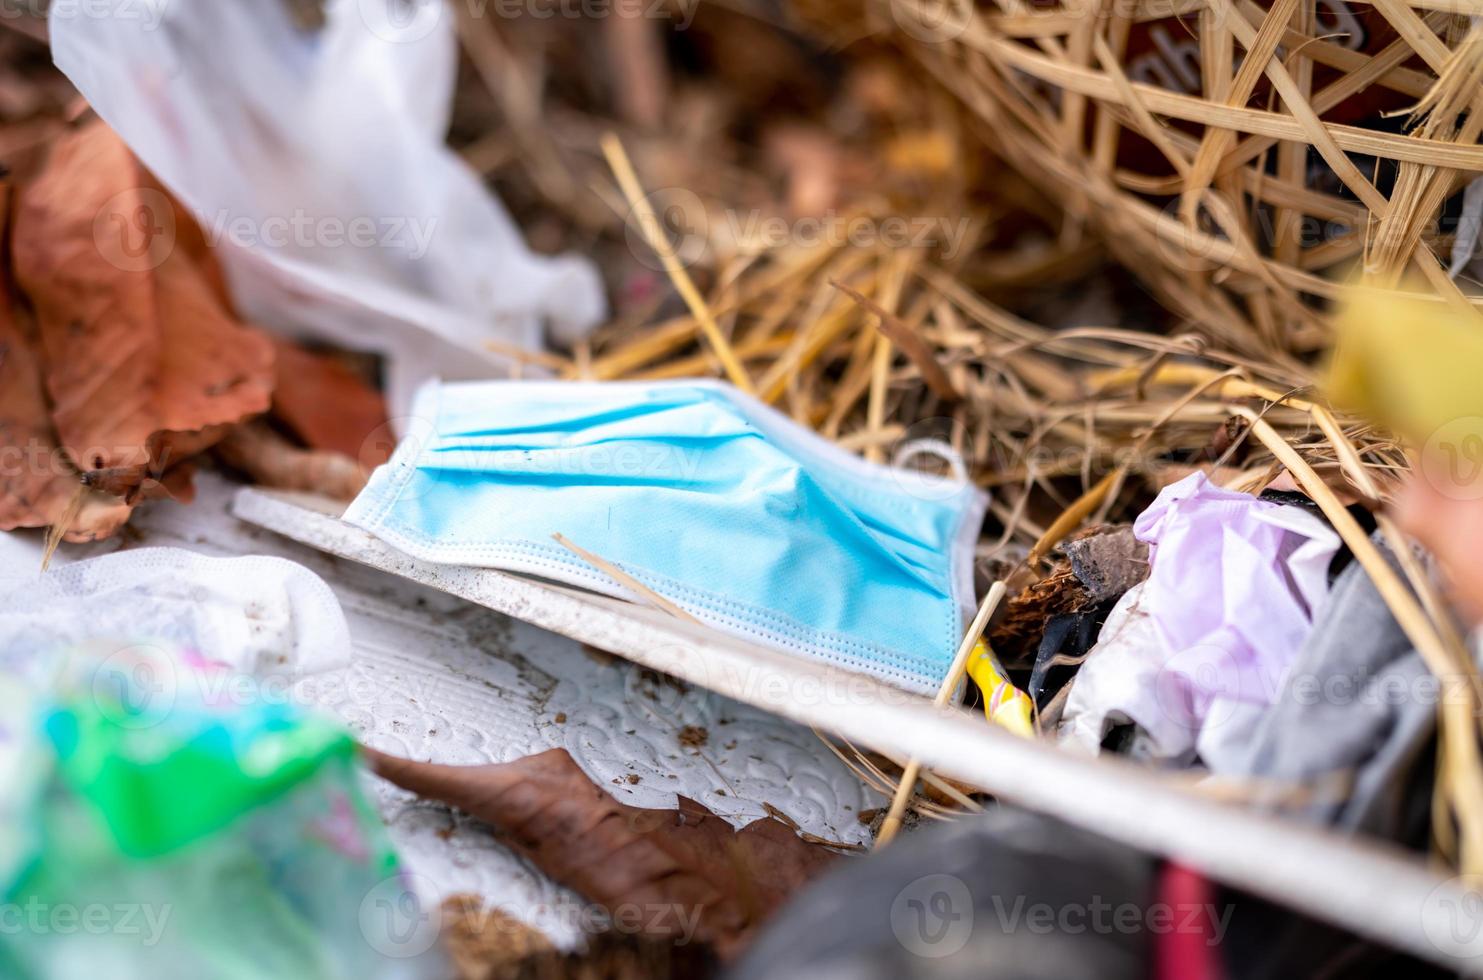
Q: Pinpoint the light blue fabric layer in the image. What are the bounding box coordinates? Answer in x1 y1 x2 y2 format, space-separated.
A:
345 380 987 693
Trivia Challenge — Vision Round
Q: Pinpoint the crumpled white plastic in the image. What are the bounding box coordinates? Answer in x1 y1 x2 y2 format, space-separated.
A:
48 0 606 421
1059 474 1341 766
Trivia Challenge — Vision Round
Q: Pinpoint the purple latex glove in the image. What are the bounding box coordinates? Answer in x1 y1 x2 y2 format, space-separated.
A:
1064 473 1341 763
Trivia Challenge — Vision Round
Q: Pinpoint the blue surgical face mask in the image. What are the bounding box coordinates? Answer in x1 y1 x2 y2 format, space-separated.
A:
345 379 987 693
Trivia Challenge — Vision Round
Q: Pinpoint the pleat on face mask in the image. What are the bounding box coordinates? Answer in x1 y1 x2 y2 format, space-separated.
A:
345 380 987 693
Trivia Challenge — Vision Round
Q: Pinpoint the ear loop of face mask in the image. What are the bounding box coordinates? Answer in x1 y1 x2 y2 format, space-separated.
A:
892 438 969 483
891 436 982 665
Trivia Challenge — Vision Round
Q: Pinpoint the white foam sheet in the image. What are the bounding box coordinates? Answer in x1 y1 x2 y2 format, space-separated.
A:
0 474 878 949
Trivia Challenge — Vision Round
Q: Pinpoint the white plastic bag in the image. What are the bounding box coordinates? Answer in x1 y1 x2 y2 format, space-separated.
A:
50 0 606 421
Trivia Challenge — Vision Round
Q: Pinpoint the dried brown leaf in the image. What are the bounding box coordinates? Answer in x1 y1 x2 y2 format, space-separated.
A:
269 337 390 464
12 120 274 489
0 182 131 541
440 895 554 980
364 747 837 961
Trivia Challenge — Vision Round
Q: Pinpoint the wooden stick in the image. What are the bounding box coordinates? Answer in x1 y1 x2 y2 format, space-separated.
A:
877 580 1007 846
551 532 701 624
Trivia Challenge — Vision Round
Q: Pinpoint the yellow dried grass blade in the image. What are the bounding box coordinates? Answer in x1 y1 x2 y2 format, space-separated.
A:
600 133 754 394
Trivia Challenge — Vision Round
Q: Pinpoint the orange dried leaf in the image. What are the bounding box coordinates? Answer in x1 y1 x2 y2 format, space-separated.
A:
12 120 274 487
270 337 390 464
0 184 131 542
0 301 133 541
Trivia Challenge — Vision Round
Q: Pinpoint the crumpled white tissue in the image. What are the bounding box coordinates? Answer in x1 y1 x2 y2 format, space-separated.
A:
48 0 606 421
0 546 352 687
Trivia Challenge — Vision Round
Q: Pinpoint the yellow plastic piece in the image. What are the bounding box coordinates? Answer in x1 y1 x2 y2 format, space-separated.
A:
965 640 1034 738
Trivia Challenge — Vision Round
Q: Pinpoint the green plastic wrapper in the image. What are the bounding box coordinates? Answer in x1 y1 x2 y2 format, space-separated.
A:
0 642 444 979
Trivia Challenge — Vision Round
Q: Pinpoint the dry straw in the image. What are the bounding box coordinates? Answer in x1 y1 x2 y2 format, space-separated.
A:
440 6 1483 857
831 0 1483 354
